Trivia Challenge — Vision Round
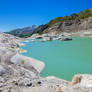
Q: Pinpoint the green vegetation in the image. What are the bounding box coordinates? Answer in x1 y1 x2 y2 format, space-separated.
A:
47 9 92 27
33 24 48 34
47 17 63 27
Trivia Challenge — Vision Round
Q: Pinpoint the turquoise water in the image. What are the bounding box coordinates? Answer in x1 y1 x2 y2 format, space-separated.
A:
21 37 92 81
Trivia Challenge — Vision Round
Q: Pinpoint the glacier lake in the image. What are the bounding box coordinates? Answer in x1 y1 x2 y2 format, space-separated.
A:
21 37 92 81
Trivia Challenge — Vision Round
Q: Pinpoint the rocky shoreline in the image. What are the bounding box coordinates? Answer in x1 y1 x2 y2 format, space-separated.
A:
0 32 92 92
28 30 92 43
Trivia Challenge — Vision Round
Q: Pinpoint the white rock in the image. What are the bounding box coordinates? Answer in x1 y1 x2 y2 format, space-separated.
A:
10 54 45 73
0 65 5 76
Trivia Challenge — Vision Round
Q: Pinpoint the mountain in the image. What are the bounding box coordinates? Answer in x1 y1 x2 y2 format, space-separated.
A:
29 9 92 35
7 9 92 37
6 25 37 38
41 9 92 34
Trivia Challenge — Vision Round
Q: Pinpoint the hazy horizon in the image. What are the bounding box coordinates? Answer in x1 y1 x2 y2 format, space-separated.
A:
0 0 92 32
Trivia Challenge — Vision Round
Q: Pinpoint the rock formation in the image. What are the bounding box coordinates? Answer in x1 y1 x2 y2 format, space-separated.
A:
0 32 92 92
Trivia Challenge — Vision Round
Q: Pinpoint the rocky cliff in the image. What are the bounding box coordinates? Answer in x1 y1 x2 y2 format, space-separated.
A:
42 9 92 35
43 17 92 34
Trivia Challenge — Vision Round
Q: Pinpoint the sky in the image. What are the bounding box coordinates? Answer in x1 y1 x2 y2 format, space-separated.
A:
0 0 92 32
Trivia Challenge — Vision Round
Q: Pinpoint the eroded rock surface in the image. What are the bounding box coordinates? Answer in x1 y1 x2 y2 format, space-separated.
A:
0 33 92 92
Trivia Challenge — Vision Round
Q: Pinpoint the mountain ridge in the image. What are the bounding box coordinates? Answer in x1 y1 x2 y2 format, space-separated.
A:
6 25 37 38
7 9 92 37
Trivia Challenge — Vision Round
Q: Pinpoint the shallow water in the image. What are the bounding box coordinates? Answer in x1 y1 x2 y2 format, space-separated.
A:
21 37 92 81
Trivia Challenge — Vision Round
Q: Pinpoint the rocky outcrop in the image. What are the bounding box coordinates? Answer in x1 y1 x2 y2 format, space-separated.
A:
68 74 92 92
43 17 92 35
0 33 46 92
0 32 25 52
11 54 45 73
22 76 70 92
22 74 92 92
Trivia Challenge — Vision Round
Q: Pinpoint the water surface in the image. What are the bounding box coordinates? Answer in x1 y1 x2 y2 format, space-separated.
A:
21 37 92 81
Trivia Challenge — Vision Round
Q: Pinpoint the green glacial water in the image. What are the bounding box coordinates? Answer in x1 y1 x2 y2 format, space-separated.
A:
21 37 92 81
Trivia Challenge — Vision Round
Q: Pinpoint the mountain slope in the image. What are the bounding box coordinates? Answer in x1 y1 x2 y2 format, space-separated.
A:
6 25 37 38
42 9 92 34
7 9 92 37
